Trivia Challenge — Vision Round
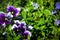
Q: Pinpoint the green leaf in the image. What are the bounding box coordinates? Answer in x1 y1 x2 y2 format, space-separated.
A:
44 9 51 16
28 35 30 40
38 18 45 25
39 25 46 30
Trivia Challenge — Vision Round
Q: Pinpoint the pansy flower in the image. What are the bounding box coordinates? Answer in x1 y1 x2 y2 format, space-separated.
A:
0 13 11 28
55 19 60 26
12 21 27 34
6 6 21 17
18 22 26 32
0 13 11 25
17 21 26 32
31 2 38 10
55 2 60 9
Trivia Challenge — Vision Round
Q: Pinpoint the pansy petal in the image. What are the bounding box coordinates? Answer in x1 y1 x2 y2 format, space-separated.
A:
24 30 32 37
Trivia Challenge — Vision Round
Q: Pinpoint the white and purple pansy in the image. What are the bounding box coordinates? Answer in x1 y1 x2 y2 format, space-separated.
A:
0 13 11 25
6 6 21 17
12 21 27 34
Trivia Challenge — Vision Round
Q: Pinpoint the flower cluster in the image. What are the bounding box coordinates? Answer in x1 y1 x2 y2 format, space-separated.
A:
52 2 60 26
0 6 33 39
12 20 33 38
0 6 20 28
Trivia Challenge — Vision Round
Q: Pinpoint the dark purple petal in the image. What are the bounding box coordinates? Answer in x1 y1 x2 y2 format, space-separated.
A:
0 21 5 25
0 13 5 24
17 22 26 29
13 27 17 31
55 2 60 9
16 22 20 26
6 6 15 13
5 20 11 24
13 8 20 17
24 31 29 36
21 23 25 27
18 25 26 32
0 13 5 21
24 30 31 37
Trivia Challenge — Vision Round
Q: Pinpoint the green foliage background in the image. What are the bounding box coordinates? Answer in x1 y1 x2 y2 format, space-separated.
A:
0 0 60 40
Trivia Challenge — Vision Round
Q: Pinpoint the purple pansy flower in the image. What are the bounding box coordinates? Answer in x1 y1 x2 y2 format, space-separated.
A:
18 21 26 32
55 19 60 26
0 13 11 25
12 24 21 34
55 2 60 9
12 21 27 34
18 22 26 32
6 6 20 17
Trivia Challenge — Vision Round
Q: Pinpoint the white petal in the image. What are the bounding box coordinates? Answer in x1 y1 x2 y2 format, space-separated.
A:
6 12 13 18
2 23 5 26
16 8 21 11
12 24 17 29
14 20 21 24
2 32 6 35
0 11 4 13
2 23 6 28
31 2 38 10
28 26 33 30
21 21 26 25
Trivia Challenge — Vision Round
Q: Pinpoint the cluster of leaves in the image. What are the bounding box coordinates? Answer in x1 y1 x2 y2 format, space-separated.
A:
0 0 60 40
